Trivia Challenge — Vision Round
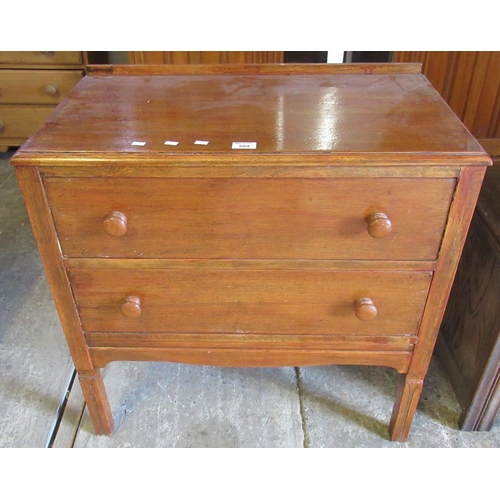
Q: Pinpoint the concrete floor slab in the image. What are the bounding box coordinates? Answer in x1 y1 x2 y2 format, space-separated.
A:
298 357 500 448
73 363 304 448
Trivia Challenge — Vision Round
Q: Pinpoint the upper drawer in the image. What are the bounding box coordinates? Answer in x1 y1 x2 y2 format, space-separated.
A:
0 70 83 104
44 177 455 261
0 51 83 65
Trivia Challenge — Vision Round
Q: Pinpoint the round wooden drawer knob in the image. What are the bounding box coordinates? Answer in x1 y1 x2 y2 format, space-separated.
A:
103 211 127 237
367 213 392 238
45 84 58 96
121 296 141 318
355 297 378 321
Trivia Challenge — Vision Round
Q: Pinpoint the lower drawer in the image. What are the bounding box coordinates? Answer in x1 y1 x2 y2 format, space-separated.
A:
69 268 432 335
0 105 54 140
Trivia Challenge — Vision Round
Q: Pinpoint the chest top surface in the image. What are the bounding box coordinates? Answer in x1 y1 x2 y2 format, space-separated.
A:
11 64 490 167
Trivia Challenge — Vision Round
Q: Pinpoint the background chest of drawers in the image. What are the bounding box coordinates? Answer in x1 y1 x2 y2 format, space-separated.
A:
10 63 491 441
0 51 106 151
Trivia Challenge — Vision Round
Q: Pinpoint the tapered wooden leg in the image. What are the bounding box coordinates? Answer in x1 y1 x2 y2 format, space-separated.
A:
389 375 423 441
78 369 114 435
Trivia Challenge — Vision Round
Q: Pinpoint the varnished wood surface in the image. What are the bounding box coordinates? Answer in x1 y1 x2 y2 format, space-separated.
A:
89 346 413 373
45 177 455 261
88 63 422 76
407 167 486 379
128 51 284 65
393 52 500 159
64 258 437 272
389 377 423 440
38 164 463 176
11 65 486 164
85 332 417 351
68 268 431 335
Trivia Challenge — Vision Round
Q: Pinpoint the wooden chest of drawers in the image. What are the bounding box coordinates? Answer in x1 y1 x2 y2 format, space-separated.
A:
0 51 106 151
10 63 491 441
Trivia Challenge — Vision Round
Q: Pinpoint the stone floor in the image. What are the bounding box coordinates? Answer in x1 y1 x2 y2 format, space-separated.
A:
1 148 499 448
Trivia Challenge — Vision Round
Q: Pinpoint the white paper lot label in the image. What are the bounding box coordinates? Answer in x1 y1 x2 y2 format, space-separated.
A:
232 142 257 149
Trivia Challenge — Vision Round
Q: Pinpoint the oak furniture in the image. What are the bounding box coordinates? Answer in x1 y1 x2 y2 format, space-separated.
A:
0 51 106 151
438 165 500 431
10 63 491 441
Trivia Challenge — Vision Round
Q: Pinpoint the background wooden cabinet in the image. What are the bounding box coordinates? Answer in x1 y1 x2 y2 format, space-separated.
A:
0 51 107 151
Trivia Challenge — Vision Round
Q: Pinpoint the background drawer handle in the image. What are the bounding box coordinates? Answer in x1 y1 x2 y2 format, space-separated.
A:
0 120 4 131
367 212 392 238
45 84 58 96
355 297 378 321
103 211 128 237
120 296 141 318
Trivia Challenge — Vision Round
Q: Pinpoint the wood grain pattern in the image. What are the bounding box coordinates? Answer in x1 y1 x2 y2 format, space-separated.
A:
85 332 417 351
393 52 500 159
389 377 423 441
45 177 455 261
128 51 284 65
78 371 113 435
11 67 484 161
89 62 422 76
38 164 463 177
89 346 412 373
69 268 431 336
407 167 486 379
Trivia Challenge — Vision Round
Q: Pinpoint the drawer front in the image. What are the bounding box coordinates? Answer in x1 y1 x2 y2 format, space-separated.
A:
0 70 83 104
0 51 82 65
69 268 432 335
46 177 455 261
0 106 54 139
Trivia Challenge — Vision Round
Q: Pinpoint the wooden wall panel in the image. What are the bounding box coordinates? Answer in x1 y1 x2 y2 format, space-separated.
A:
393 52 500 159
128 51 284 65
